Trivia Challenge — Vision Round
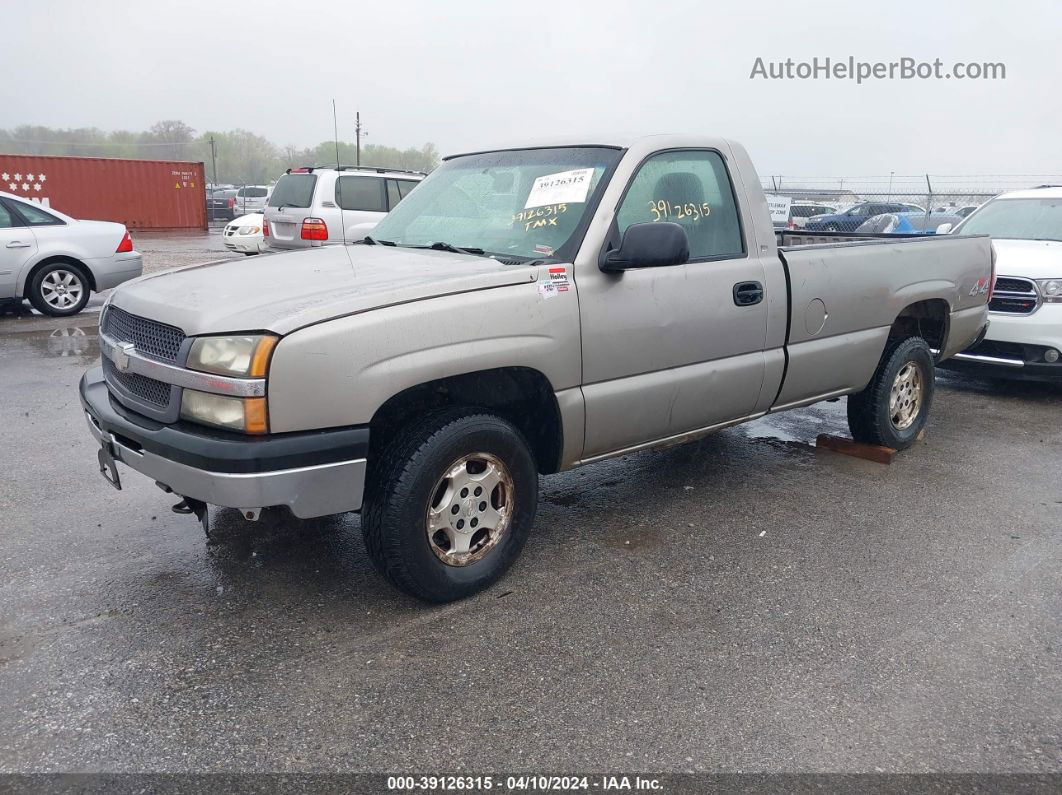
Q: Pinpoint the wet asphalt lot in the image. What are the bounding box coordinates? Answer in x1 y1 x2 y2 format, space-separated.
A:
1 248 1061 773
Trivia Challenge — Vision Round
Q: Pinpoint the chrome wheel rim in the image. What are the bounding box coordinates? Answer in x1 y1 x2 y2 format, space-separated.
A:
41 269 84 310
889 362 923 430
426 452 514 567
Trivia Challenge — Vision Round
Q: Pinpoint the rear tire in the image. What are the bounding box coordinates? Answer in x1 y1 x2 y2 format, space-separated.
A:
361 409 538 602
27 262 91 317
847 336 934 450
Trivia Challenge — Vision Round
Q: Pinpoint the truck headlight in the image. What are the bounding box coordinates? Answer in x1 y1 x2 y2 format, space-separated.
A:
180 390 268 434
187 334 277 377
1037 279 1062 303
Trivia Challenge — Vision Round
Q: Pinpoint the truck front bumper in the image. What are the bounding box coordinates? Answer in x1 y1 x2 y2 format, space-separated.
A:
79 367 368 518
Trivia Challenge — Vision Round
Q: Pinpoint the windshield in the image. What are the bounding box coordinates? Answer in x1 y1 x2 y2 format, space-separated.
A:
369 147 622 260
268 173 317 208
958 197 1062 242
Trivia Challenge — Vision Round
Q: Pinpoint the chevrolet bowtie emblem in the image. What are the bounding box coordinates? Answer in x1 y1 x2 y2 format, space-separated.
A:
112 342 136 372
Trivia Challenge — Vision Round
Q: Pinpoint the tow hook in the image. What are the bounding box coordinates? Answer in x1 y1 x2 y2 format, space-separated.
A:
172 497 211 539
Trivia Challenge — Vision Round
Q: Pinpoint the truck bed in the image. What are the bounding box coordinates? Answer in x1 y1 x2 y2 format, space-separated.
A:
768 231 993 412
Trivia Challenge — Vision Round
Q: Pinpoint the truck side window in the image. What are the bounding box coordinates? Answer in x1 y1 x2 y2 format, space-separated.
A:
616 150 743 260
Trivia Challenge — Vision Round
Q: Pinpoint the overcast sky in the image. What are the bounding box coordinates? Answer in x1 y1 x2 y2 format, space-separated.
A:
3 0 1060 181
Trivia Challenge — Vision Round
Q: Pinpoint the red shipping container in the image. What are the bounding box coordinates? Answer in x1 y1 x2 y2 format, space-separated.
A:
0 154 207 231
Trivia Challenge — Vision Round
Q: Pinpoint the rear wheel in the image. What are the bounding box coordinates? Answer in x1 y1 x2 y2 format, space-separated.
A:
825 223 841 231
28 262 91 317
847 336 934 450
361 410 538 602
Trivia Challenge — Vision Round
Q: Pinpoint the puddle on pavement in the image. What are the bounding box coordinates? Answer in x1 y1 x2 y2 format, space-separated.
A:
0 322 99 362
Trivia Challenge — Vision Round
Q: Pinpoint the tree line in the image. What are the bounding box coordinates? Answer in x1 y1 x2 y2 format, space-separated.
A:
0 120 440 185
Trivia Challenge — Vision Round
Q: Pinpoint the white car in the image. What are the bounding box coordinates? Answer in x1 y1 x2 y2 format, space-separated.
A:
0 191 142 317
234 185 271 216
223 212 269 255
939 186 1062 381
263 166 423 250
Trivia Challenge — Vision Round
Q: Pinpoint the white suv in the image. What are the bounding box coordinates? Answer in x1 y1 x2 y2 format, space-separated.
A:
940 186 1062 381
264 166 423 250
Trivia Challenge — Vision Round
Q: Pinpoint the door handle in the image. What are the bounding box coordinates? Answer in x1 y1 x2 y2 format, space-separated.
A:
733 281 764 306
6 241 31 249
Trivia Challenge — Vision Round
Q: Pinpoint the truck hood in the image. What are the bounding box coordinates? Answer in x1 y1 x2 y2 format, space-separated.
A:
991 238 1062 280
108 245 536 336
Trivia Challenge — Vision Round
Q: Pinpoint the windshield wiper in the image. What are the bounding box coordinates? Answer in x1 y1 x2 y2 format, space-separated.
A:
271 202 303 209
422 241 486 256
356 236 396 246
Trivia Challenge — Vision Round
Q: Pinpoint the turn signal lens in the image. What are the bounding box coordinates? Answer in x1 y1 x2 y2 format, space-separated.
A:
180 391 268 434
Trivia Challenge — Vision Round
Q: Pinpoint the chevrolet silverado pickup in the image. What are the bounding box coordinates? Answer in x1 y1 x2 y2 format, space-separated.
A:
80 135 994 602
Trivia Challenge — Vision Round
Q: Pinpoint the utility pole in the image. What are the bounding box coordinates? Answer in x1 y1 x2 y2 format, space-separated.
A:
355 112 365 167
209 136 218 187
888 170 894 199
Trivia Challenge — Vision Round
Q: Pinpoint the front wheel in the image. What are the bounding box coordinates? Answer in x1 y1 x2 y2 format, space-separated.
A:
28 262 91 316
847 336 934 450
361 410 538 602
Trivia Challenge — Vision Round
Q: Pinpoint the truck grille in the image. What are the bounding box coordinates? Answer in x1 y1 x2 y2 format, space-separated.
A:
103 358 172 408
102 305 186 362
989 276 1039 315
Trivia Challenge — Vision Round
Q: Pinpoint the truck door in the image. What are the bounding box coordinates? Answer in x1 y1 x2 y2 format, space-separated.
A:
0 200 37 300
577 149 769 459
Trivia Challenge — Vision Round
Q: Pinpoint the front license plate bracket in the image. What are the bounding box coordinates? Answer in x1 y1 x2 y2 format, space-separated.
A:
97 439 122 490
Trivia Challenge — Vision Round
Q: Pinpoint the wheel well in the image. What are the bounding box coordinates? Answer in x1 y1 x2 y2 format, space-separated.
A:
889 299 949 353
369 367 564 475
23 256 96 296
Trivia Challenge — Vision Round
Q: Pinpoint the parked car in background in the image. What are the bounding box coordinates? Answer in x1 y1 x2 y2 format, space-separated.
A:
206 188 238 221
0 191 142 316
856 211 963 235
235 185 271 216
80 134 992 602
938 186 1062 380
804 201 923 231
955 205 979 218
223 212 269 255
786 202 836 229
263 166 423 250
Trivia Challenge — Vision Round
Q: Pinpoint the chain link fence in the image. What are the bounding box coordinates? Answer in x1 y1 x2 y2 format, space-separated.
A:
762 174 1062 231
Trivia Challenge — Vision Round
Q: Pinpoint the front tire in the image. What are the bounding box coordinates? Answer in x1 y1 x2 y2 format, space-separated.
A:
847 336 934 450
362 410 538 602
27 262 91 317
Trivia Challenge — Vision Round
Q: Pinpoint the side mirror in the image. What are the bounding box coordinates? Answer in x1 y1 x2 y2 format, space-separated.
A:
601 222 690 272
935 222 954 235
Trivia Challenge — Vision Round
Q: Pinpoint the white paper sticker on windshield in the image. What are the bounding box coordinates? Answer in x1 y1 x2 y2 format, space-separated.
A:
524 168 594 209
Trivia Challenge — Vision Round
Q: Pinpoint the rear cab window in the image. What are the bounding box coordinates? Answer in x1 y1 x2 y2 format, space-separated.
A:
268 174 317 208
